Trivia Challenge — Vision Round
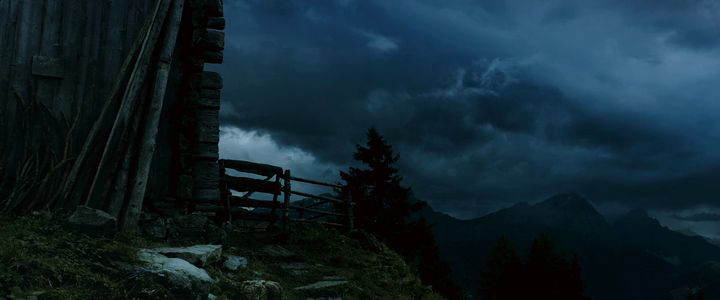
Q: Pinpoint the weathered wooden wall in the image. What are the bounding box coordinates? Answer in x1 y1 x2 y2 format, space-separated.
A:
0 0 225 217
0 0 161 198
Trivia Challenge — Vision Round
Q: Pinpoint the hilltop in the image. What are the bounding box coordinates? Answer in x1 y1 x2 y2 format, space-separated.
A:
0 214 442 299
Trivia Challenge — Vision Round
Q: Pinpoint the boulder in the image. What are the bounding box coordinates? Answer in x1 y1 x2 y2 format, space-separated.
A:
223 255 248 271
66 205 116 235
151 245 223 267
239 280 282 300
138 250 214 296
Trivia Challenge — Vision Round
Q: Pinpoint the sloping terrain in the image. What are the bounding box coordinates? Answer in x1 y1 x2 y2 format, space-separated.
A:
0 214 441 299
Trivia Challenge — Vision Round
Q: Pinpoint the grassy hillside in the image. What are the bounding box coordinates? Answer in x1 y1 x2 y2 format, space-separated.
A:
0 214 442 299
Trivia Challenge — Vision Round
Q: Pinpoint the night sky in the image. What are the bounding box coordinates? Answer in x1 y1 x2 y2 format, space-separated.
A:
210 0 720 237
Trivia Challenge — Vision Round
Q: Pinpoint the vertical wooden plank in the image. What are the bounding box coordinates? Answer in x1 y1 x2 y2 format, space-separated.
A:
8 0 43 171
36 0 62 118
0 0 20 159
283 170 291 228
57 0 84 150
100 0 130 95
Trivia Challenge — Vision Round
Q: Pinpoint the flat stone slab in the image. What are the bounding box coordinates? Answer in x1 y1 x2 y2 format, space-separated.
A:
150 244 222 267
138 250 214 293
294 280 348 291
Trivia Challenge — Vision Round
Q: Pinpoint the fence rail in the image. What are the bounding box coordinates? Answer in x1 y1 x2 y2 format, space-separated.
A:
196 159 354 230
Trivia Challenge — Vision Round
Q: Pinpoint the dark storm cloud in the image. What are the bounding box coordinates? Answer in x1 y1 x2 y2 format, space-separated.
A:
213 0 720 217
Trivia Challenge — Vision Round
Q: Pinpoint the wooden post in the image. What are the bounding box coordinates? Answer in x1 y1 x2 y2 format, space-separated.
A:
271 174 280 215
219 160 231 222
346 192 354 231
283 170 291 228
121 0 185 231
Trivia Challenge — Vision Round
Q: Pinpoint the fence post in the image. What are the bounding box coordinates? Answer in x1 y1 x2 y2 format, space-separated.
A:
219 160 231 222
282 170 291 229
346 191 354 231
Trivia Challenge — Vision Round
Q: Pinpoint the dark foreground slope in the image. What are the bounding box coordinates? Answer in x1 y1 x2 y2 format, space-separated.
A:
423 193 720 300
0 214 441 299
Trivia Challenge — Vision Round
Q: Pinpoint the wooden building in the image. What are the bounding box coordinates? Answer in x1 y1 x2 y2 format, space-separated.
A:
0 0 226 230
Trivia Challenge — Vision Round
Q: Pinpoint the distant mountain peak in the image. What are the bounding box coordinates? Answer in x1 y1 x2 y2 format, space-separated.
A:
625 208 650 219
536 193 596 212
615 208 661 228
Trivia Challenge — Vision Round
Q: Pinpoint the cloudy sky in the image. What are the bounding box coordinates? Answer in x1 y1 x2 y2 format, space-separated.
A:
210 0 720 234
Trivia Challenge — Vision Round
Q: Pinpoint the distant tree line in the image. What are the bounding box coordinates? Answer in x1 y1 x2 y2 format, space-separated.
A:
340 127 463 299
481 235 589 300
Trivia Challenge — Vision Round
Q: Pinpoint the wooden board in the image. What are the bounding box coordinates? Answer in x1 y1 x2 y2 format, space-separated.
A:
224 175 282 195
195 109 219 143
193 160 220 189
220 159 283 177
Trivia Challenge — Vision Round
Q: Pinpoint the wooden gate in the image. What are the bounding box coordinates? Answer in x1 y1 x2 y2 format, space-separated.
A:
193 159 354 230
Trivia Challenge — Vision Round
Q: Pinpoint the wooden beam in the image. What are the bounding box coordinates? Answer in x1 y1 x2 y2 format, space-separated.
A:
290 219 345 228
203 50 223 64
199 88 221 99
289 205 345 217
197 71 222 89
84 0 171 209
193 161 220 189
195 205 278 222
193 142 219 160
122 0 185 231
207 17 225 30
290 176 342 189
195 109 219 143
290 191 345 205
220 159 283 177
202 30 224 51
230 196 284 209
224 175 282 195
205 0 223 17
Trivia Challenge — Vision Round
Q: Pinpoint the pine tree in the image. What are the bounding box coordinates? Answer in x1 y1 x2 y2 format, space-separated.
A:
482 235 589 300
482 236 522 300
340 127 462 299
340 127 421 234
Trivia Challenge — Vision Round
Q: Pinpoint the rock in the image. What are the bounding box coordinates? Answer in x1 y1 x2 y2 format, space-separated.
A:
322 276 346 281
223 255 248 271
294 280 348 291
259 245 295 258
207 293 217 300
138 250 214 296
66 205 116 235
281 262 311 276
150 245 223 267
239 280 282 300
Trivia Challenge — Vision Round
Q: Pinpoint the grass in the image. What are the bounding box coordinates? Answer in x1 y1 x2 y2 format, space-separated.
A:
0 213 172 300
0 214 443 299
209 223 444 300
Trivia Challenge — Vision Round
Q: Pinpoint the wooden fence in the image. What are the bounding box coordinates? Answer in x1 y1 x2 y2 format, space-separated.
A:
193 159 354 230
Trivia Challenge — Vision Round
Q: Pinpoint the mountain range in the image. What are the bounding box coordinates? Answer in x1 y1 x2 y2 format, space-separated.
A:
421 193 720 300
